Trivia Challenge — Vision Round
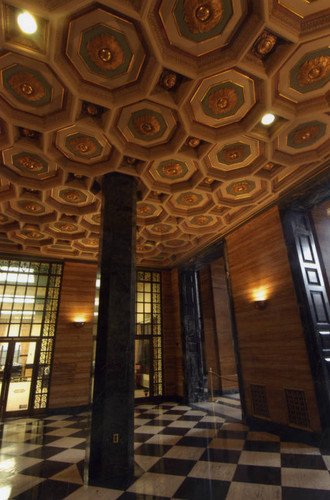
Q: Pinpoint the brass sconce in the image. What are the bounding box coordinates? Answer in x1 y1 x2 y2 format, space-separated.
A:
73 319 86 328
254 300 268 310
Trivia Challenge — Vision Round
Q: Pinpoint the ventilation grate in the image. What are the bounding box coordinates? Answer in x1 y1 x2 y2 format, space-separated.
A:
250 384 269 418
285 389 310 428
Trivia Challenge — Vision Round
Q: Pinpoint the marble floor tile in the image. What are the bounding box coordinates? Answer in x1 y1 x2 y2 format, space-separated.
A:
46 427 83 437
127 471 185 497
145 433 181 446
47 448 86 463
0 473 45 498
280 442 321 455
173 476 230 500
49 437 86 448
209 437 245 450
238 450 281 467
246 431 280 442
65 485 123 499
188 460 237 481
133 455 160 472
226 481 281 500
281 467 330 490
50 463 84 484
164 445 205 461
134 425 165 434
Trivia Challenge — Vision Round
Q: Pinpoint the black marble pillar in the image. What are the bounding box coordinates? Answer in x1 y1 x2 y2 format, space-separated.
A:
88 173 137 488
179 267 208 403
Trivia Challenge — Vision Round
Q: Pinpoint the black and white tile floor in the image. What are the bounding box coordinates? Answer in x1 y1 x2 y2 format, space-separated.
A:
0 396 329 499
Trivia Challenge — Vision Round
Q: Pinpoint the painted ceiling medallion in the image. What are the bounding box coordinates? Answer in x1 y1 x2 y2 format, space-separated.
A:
164 239 185 246
190 215 213 225
66 134 102 158
3 65 51 106
177 192 202 206
295 52 330 92
21 230 44 239
202 177 214 185
82 238 98 247
217 142 250 164
129 110 165 140
227 180 255 195
202 84 241 118
288 121 326 148
18 200 45 213
53 222 78 232
80 26 131 77
253 31 277 58
137 203 157 216
59 189 87 204
157 160 188 179
151 223 173 233
13 153 47 174
174 0 232 42
184 0 223 33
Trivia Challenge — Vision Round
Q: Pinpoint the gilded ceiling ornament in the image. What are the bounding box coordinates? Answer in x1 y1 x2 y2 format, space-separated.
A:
68 135 99 156
160 71 178 90
17 155 44 171
153 224 171 233
62 189 85 203
58 223 76 231
133 114 161 137
21 128 37 138
221 144 246 163
253 32 277 58
180 193 200 205
203 177 214 185
208 87 238 115
292 124 320 145
297 56 330 87
0 214 8 222
85 103 100 116
137 204 154 215
125 156 137 165
264 162 275 171
166 239 184 246
84 238 98 246
86 33 124 71
230 181 251 194
192 215 210 225
184 0 223 33
160 162 184 177
187 137 201 148
24 230 43 239
21 202 42 212
8 72 46 102
92 214 101 223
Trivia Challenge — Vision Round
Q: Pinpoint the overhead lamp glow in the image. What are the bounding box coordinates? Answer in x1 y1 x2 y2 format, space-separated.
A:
261 113 275 126
17 12 37 34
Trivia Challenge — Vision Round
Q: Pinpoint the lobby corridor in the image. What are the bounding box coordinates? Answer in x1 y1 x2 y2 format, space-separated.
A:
0 397 330 499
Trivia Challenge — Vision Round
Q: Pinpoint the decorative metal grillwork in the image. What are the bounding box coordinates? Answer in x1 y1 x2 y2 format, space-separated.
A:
0 259 62 410
136 271 163 397
285 388 311 428
250 384 270 418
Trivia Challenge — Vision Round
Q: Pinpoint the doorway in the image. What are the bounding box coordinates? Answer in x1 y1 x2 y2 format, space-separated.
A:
0 339 39 418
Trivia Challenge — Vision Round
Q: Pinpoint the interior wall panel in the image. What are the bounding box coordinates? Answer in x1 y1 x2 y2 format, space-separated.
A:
49 262 97 409
226 206 321 433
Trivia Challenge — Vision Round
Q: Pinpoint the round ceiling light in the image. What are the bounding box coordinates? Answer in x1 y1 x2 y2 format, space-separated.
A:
261 113 275 126
17 12 37 34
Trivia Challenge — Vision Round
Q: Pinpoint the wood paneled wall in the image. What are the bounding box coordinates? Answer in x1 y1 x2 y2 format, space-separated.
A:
226 206 321 433
49 261 97 409
200 260 238 393
210 258 238 392
162 268 184 397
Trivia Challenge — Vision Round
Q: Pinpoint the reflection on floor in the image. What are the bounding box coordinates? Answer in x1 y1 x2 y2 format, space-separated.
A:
0 395 330 499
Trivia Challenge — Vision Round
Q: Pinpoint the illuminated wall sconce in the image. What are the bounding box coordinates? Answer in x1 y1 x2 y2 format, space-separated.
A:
73 318 86 328
254 300 268 310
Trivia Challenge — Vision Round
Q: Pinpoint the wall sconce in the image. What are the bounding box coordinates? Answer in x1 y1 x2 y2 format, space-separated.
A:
254 300 268 310
73 319 86 328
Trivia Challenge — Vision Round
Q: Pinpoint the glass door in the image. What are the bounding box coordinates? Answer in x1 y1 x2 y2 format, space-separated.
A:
0 339 38 418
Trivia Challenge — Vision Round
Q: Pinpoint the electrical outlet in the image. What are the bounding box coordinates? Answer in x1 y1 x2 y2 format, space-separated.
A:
113 433 119 443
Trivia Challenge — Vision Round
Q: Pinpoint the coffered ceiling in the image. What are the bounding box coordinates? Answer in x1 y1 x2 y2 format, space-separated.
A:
0 0 329 267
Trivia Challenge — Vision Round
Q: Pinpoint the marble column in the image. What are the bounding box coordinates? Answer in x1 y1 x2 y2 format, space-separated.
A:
88 173 137 488
179 267 208 403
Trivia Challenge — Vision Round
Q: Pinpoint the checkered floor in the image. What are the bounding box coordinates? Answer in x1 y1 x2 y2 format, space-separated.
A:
0 396 330 499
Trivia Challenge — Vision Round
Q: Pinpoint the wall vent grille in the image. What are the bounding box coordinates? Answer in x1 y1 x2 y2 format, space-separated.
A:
285 389 310 428
250 384 269 418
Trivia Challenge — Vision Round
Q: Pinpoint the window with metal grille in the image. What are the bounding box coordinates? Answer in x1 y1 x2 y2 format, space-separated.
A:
135 270 163 398
0 258 62 409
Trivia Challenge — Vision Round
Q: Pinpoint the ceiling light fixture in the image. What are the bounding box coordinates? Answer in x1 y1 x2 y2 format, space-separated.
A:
17 11 37 34
261 113 275 126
